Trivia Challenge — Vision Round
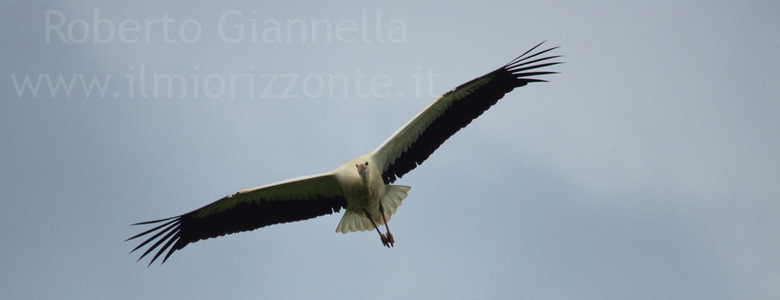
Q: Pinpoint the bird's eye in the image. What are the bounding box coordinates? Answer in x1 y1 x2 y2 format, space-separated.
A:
365 162 369 166
355 164 359 168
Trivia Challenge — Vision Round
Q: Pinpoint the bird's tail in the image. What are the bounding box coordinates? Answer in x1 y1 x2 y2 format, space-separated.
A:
380 185 410 220
335 185 411 233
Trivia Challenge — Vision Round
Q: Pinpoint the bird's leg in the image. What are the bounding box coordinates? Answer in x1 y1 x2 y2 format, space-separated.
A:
364 209 391 248
378 202 394 247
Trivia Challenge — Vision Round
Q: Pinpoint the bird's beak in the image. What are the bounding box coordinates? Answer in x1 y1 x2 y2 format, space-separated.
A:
357 164 368 177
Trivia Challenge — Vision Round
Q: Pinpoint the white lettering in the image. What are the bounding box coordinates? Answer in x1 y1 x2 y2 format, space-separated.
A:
218 10 243 43
45 10 67 43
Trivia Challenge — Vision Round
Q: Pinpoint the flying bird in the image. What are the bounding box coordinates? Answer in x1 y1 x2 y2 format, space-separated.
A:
128 42 561 265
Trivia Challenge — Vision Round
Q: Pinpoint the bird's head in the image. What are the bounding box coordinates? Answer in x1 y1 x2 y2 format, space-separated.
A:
356 161 369 181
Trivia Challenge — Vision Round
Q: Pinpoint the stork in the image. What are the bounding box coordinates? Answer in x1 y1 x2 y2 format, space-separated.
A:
128 42 561 265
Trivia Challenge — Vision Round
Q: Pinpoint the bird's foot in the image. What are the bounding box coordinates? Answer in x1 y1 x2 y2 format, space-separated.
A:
380 233 394 248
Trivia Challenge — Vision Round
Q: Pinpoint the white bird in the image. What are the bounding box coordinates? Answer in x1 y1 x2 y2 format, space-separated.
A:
128 42 561 265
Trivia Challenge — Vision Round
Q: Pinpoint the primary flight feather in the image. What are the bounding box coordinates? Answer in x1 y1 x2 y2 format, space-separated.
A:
128 42 561 265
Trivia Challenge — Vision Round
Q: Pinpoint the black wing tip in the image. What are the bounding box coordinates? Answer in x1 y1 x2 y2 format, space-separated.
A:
130 216 177 226
501 42 563 83
503 42 563 68
503 42 555 65
127 215 185 266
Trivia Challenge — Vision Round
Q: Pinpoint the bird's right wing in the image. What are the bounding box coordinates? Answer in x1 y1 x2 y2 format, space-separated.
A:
127 172 346 265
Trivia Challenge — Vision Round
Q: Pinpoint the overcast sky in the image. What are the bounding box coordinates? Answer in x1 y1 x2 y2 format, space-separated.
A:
1 1 777 299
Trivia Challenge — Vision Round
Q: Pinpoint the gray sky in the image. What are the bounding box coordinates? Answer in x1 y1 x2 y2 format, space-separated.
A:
1 1 777 299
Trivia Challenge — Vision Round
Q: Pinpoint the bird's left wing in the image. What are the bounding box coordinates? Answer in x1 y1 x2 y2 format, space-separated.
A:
372 42 561 183
127 172 346 265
